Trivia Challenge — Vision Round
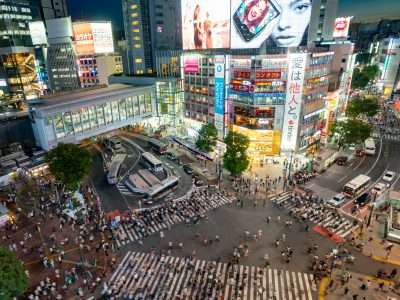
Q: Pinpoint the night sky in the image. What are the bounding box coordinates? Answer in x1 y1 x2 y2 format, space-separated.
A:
66 0 400 33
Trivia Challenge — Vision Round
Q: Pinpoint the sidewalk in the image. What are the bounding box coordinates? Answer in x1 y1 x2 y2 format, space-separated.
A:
356 212 400 266
321 269 397 300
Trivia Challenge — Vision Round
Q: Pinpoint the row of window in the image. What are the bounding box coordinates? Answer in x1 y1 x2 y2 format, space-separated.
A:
47 94 153 140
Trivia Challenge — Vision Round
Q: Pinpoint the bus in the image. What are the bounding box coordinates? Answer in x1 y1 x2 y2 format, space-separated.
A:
343 174 371 198
148 139 168 155
142 152 163 172
107 154 126 184
364 138 376 155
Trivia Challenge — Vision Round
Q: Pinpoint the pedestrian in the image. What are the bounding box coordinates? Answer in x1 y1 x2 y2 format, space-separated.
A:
344 286 349 295
352 294 358 300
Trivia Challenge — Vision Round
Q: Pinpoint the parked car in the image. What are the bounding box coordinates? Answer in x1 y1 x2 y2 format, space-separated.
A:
328 193 346 207
383 171 396 184
183 164 194 175
335 156 348 166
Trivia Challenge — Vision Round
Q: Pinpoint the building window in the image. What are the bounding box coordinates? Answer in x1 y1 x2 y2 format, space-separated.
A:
134 44 141 48
130 4 138 9
135 58 142 63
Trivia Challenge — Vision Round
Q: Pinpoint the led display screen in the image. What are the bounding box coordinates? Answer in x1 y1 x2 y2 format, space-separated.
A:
181 0 231 50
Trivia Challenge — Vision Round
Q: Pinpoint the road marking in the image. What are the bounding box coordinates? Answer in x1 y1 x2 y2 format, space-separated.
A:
338 155 366 183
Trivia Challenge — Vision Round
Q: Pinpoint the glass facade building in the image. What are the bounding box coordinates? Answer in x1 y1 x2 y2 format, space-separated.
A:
30 84 155 150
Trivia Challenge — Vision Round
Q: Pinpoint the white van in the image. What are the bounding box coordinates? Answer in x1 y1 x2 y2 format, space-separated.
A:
364 138 376 155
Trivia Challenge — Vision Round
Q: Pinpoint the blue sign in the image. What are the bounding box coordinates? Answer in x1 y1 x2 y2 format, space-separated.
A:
214 77 225 115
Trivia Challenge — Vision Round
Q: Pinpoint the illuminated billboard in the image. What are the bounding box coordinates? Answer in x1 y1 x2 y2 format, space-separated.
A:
183 57 199 73
29 21 47 45
73 22 114 55
181 0 231 50
230 0 312 49
281 53 307 152
333 17 352 39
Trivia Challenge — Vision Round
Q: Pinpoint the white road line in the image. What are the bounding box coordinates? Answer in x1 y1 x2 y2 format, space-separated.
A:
366 136 384 176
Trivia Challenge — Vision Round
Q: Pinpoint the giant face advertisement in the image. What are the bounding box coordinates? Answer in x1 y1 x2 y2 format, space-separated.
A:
181 0 231 50
230 0 312 49
182 0 312 50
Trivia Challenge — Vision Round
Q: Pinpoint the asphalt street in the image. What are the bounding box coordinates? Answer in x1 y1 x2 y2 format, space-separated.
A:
117 195 393 277
306 139 400 201
90 134 193 213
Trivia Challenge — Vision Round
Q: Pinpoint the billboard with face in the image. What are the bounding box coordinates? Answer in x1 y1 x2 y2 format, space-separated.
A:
231 0 312 49
181 0 231 50
333 17 352 39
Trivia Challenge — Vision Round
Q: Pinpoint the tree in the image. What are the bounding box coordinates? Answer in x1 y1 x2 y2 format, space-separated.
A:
0 247 28 299
45 143 92 191
223 132 250 176
351 68 370 89
346 96 379 119
330 119 372 149
195 124 218 152
351 65 380 90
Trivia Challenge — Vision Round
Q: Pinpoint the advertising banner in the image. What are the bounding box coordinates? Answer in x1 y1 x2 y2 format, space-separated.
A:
181 0 231 50
29 21 47 45
281 53 307 152
333 17 352 39
183 56 199 73
73 22 114 55
230 0 312 49
214 56 226 138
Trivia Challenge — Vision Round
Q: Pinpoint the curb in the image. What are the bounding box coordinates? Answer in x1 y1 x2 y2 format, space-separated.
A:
319 277 330 300
371 255 400 268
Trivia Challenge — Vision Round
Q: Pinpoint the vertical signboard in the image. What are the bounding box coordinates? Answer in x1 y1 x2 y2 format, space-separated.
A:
214 56 225 139
281 53 307 152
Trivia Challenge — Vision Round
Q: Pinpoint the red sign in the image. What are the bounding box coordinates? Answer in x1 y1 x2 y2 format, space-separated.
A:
256 71 281 80
233 70 251 79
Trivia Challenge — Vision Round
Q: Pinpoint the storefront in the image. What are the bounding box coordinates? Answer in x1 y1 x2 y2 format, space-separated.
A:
232 125 281 165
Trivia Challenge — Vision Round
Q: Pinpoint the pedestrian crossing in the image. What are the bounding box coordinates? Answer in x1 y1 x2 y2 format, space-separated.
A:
272 193 358 240
117 182 136 196
105 251 318 300
372 131 400 141
113 191 235 247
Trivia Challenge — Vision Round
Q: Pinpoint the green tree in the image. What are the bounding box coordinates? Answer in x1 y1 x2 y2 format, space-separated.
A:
351 65 380 90
330 119 372 149
0 247 28 299
195 124 218 152
346 96 379 119
223 132 250 176
45 143 92 191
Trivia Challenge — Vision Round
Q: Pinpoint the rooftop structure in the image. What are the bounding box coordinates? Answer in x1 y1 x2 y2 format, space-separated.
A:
29 84 156 150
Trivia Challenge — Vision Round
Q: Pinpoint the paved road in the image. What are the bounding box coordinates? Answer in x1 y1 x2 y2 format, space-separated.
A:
112 192 393 278
306 139 400 200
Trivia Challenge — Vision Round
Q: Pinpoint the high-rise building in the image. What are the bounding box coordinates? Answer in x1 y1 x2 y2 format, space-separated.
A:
121 0 182 76
151 0 182 51
377 37 400 95
0 0 42 107
46 17 80 92
308 0 339 44
39 0 68 20
122 0 154 75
